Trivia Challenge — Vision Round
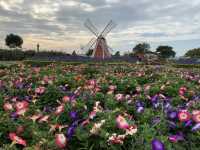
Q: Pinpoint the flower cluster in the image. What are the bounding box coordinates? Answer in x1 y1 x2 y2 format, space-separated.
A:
0 63 200 149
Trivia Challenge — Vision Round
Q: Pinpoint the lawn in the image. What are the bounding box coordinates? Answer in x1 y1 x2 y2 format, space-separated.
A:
0 62 200 149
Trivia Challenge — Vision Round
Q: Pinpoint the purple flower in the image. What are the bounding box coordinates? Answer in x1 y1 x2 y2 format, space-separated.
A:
151 139 165 150
67 126 75 139
168 121 177 129
152 117 161 125
151 95 159 102
169 133 184 143
69 111 78 120
24 96 32 102
136 101 145 107
43 106 53 113
10 112 19 120
167 111 177 120
136 106 144 113
135 101 145 113
191 123 200 132
152 102 160 109
184 120 193 127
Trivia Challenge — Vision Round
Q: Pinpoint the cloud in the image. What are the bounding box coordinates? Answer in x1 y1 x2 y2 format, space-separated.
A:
0 0 199 56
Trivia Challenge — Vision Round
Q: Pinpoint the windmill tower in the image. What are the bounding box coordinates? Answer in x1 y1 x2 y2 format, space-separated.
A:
83 19 117 59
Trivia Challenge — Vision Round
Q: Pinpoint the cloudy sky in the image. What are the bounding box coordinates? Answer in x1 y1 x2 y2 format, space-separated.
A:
0 0 200 56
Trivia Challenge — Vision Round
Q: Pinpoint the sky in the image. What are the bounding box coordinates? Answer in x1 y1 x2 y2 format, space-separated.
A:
0 0 200 56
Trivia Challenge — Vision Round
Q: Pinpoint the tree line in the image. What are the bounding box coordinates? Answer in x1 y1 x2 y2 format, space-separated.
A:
2 33 200 59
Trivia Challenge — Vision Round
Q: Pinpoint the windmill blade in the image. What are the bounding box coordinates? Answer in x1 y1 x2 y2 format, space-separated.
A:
84 19 99 37
81 37 97 52
101 20 117 37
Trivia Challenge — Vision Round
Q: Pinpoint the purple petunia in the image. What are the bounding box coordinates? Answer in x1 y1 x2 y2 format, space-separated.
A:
151 139 165 150
167 111 177 120
135 101 145 113
169 133 184 143
10 112 19 120
67 126 76 139
69 111 78 120
191 123 200 132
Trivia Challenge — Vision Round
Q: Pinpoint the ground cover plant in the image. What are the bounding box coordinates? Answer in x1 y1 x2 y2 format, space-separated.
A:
0 62 200 150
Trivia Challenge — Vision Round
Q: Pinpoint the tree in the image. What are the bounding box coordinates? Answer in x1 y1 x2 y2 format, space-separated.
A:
133 42 150 54
184 48 200 58
156 46 176 58
114 51 120 57
72 50 77 56
86 49 93 56
5 34 23 49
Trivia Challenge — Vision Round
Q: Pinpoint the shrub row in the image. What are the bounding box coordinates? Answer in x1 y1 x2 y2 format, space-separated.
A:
172 64 200 69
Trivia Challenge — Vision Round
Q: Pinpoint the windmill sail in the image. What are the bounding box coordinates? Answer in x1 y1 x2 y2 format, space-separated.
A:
84 19 117 59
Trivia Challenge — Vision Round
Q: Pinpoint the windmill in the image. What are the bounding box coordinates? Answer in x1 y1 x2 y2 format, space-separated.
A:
83 19 117 59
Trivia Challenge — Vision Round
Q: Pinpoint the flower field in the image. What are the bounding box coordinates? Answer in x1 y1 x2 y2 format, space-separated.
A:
0 63 200 150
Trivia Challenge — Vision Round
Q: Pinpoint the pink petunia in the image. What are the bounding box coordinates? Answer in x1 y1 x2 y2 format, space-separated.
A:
116 115 129 130
38 115 50 123
108 134 126 145
35 86 45 94
62 96 70 103
179 87 187 96
9 133 27 146
115 94 124 101
178 110 191 122
55 134 67 148
55 105 65 115
3 102 13 111
193 112 200 123
15 101 29 111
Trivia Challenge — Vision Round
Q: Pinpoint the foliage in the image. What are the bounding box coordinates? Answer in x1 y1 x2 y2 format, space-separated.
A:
156 46 176 58
133 42 150 54
184 48 200 58
114 51 120 57
5 33 23 48
86 49 94 57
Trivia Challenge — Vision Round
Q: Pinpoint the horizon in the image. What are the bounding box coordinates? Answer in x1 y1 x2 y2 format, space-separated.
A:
0 0 200 57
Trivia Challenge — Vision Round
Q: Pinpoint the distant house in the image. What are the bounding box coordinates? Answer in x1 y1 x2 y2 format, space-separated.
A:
134 51 159 63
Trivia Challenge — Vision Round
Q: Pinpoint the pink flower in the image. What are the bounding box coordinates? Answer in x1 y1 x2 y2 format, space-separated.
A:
116 115 129 129
15 101 29 111
16 108 28 116
109 85 117 91
192 111 200 123
81 119 90 126
9 133 26 146
35 86 45 94
115 94 124 101
38 115 50 123
125 125 137 135
62 96 70 103
55 105 65 115
89 111 97 119
3 102 13 111
178 110 191 122
55 134 67 148
179 87 187 96
29 114 42 122
108 134 126 145
89 79 96 86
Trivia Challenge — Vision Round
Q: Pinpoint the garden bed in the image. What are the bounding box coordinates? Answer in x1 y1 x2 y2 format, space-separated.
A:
0 63 200 149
